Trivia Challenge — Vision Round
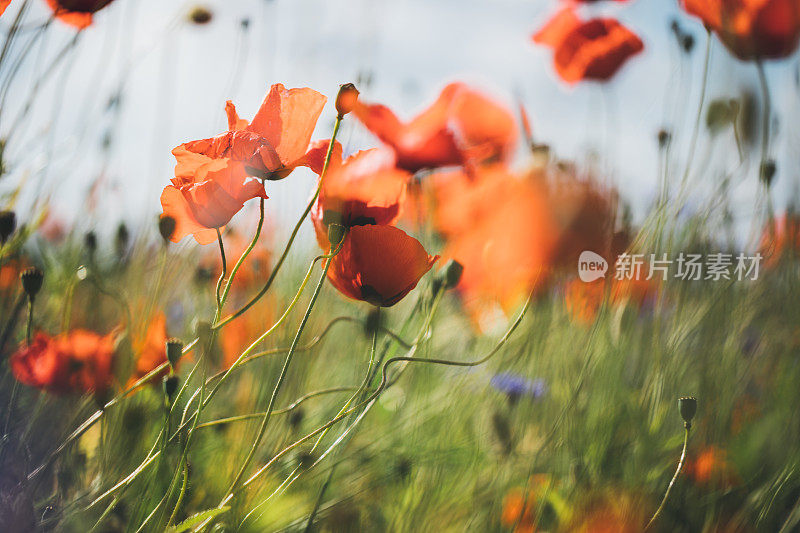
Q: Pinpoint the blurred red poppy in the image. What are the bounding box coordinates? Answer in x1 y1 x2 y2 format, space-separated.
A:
533 7 644 83
127 313 169 387
564 276 658 324
11 330 115 395
327 225 437 307
311 144 409 249
688 446 740 488
45 0 115 29
200 225 272 294
681 0 800 60
759 213 800 265
353 83 517 173
0 1 10 17
431 166 557 328
178 84 327 180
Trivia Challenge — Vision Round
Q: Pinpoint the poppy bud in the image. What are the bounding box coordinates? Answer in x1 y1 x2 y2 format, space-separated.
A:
20 267 43 300
364 307 383 337
288 407 304 430
158 215 176 243
84 231 97 255
0 210 16 244
657 129 671 148
327 223 347 248
760 160 776 187
115 222 129 258
163 375 179 403
335 83 359 118
433 259 464 293
678 396 697 428
187 6 212 24
166 338 183 370
491 411 513 455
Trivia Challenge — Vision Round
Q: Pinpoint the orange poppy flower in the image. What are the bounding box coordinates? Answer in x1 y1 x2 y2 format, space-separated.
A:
688 446 740 488
501 489 538 533
160 154 267 245
0 1 10 17
310 143 409 249
353 82 517 173
548 178 621 270
177 84 327 180
128 313 169 387
759 213 800 265
533 7 644 83
10 330 116 395
681 0 800 60
564 276 658 323
219 298 273 368
431 166 557 326
45 0 115 29
327 225 437 307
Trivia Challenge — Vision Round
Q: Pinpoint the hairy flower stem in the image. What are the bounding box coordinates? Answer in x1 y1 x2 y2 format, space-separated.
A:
220 243 338 506
214 228 227 314
303 309 381 531
755 58 774 220
214 115 343 329
645 424 691 531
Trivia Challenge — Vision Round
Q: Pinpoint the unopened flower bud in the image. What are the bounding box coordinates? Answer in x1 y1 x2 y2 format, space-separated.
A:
84 231 97 255
0 210 16 245
760 159 776 187
327 223 347 248
163 375 179 402
187 6 212 24
159 215 176 243
335 83 359 118
166 338 183 370
20 267 44 300
433 259 463 293
678 396 697 427
115 222 130 258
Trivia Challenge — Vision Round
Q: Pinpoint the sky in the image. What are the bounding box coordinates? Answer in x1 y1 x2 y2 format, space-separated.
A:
1 0 798 247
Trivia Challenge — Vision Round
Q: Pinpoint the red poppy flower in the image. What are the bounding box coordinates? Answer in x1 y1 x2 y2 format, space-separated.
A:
127 313 169 387
0 1 10 17
533 7 644 83
327 225 437 307
564 276 658 324
310 144 409 249
200 224 272 294
353 82 517 173
45 0 115 29
688 446 740 488
681 0 800 60
431 166 558 328
177 84 327 180
760 213 800 265
11 330 116 395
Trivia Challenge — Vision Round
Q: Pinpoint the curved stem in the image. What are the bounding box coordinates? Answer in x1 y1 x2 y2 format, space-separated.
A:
215 115 342 329
645 425 691 531
220 241 338 503
214 228 227 314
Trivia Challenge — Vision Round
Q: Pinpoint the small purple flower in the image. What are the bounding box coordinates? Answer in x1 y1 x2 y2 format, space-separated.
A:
490 372 547 403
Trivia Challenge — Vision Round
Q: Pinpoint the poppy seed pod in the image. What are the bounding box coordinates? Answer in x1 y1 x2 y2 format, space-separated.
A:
163 375 179 402
20 267 44 300
166 338 183 370
327 223 347 249
158 216 176 243
0 210 16 244
678 396 697 427
335 83 359 118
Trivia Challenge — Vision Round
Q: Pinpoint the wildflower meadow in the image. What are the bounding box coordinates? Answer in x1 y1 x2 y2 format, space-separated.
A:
1 0 800 531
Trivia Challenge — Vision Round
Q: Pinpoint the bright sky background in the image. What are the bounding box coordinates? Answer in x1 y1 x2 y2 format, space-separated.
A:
2 0 798 247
